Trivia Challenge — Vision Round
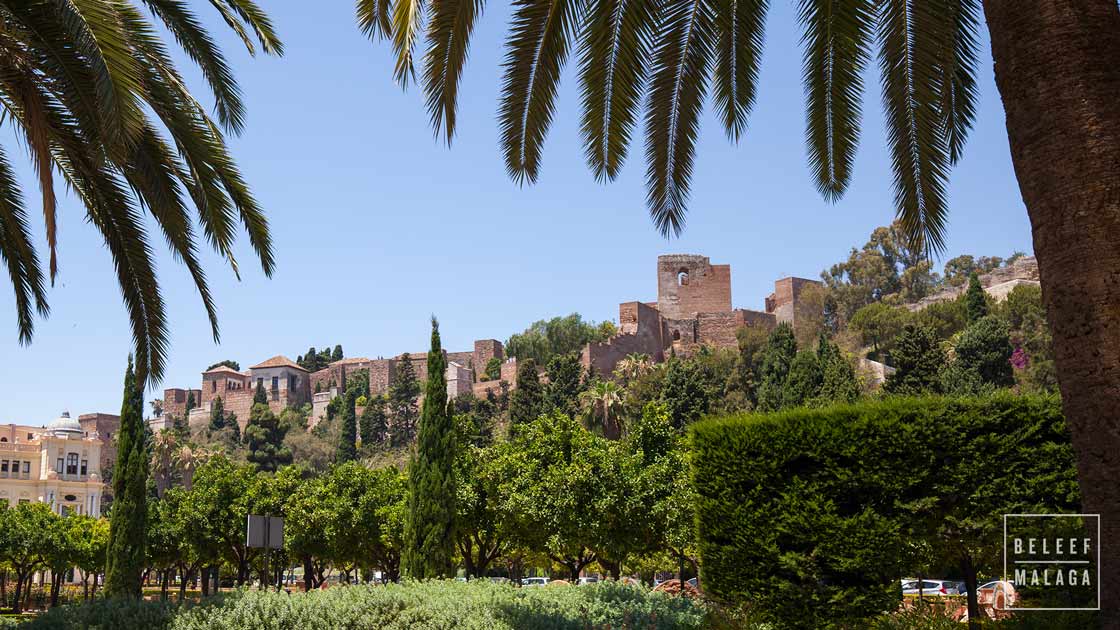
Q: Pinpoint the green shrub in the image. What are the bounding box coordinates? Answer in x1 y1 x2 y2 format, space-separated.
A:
21 581 708 630
691 395 1077 630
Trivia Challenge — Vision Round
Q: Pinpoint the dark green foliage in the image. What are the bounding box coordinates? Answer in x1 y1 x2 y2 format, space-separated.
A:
298 346 342 372
482 357 502 381
332 344 344 361
659 357 709 429
404 318 457 579
505 313 617 365
848 302 907 359
884 324 945 395
626 403 675 465
816 336 861 405
244 403 293 472
544 352 585 416
756 323 797 411
206 359 240 371
781 350 822 408
451 392 498 448
335 392 358 463
692 395 1078 629
389 354 421 446
360 395 388 446
253 381 267 405
953 315 1014 389
105 356 148 598
508 358 543 436
912 295 967 341
965 272 989 323
346 368 370 399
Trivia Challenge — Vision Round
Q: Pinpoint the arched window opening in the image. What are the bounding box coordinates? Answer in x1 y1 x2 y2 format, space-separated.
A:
677 270 689 286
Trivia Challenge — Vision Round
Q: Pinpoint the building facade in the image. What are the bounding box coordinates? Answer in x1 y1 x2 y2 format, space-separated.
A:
0 412 106 516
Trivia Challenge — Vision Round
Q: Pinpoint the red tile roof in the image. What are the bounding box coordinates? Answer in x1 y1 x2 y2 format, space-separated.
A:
249 355 308 371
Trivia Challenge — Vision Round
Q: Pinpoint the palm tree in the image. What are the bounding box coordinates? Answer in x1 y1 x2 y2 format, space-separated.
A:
578 379 622 438
361 2 1120 620
613 353 653 384
150 430 179 498
1 1 283 386
173 444 214 491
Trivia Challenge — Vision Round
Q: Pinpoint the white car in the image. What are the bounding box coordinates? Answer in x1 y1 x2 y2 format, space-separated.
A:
577 576 599 585
900 579 962 596
521 577 549 587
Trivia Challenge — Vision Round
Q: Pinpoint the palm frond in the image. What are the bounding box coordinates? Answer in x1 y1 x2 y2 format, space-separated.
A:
391 0 428 85
422 0 485 144
713 0 768 143
208 0 284 55
798 0 873 200
934 0 978 164
878 0 951 254
577 0 654 181
6 72 59 281
0 145 48 345
499 0 584 184
142 0 247 134
358 0 395 41
644 0 716 237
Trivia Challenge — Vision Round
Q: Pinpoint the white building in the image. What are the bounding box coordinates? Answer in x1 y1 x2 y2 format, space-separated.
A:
0 412 106 516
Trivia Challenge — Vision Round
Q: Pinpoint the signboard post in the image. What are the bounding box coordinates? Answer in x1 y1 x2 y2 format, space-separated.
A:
246 514 284 590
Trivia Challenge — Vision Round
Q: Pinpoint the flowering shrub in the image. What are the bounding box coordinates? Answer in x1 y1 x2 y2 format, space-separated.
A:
20 580 712 630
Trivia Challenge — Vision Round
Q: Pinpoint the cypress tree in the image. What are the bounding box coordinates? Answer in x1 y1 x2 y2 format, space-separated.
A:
208 396 226 431
336 391 358 462
884 324 946 395
508 358 543 436
965 272 989 323
817 335 861 404
782 351 823 408
389 354 421 445
757 323 798 411
245 403 292 472
254 381 267 405
544 353 585 416
360 395 388 446
333 344 344 361
105 356 148 598
403 318 457 579
659 357 709 429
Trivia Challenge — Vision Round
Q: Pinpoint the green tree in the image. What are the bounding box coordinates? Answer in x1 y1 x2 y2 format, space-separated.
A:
105 356 148 598
389 354 421 446
333 344 344 361
782 351 822 408
884 324 946 395
658 357 709 429
0 502 57 612
757 323 798 411
816 336 861 405
244 403 292 472
335 392 358 463
505 314 616 365
403 317 457 579
1 2 281 386
508 358 543 436
360 394 389 446
208 396 227 432
483 357 502 381
579 379 624 437
954 316 1015 389
544 352 585 416
254 381 268 405
848 302 908 359
206 360 241 372
965 272 989 323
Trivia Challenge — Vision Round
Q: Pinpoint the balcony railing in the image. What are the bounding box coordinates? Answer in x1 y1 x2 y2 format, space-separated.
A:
0 471 31 480
0 443 41 453
58 473 89 482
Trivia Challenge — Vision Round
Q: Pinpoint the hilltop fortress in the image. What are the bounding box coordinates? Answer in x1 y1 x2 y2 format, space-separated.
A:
157 255 821 430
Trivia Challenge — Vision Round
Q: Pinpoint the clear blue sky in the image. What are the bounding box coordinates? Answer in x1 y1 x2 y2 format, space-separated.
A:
1 2 1032 424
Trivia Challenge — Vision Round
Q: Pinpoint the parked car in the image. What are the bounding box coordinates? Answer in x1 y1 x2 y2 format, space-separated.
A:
900 579 961 596
521 577 549 587
977 580 1020 608
577 576 599 585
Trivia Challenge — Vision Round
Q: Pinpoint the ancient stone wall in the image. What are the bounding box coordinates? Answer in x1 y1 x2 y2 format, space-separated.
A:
657 255 732 319
162 388 202 420
78 413 119 476
472 340 504 376
696 309 776 349
583 301 665 377
766 277 821 324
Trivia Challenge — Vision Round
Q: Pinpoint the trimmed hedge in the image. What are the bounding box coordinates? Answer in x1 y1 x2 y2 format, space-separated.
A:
18 580 713 630
691 394 1078 629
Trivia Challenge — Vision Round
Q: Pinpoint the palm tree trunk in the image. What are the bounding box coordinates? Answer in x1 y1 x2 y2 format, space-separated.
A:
982 1 1120 626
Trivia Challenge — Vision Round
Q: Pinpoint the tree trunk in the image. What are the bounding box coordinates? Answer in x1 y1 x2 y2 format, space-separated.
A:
303 556 314 592
12 570 24 614
200 567 210 597
982 1 1120 627
49 571 60 608
961 554 980 630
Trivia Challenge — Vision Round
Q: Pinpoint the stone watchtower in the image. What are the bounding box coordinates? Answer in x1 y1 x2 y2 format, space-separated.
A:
656 254 733 319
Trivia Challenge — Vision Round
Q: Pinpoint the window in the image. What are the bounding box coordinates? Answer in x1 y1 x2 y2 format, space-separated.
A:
57 457 64 473
1 460 8 474
26 433 33 440
257 377 264 389
677 270 689 286
66 453 79 475
80 459 88 476
0 437 6 442
212 381 217 392
22 461 30 474
18 498 30 505
272 376 279 390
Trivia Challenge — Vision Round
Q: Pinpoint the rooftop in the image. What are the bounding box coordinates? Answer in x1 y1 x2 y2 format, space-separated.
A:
250 355 308 371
